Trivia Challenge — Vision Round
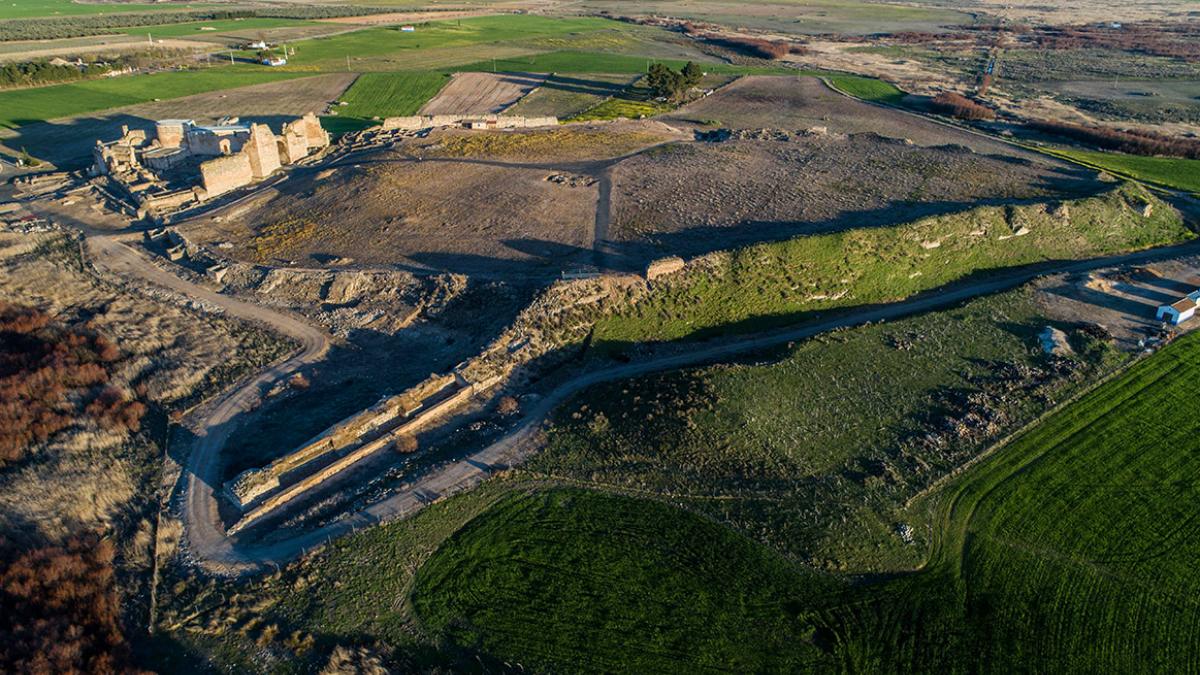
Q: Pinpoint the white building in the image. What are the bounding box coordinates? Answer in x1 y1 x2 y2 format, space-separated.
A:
1157 290 1200 325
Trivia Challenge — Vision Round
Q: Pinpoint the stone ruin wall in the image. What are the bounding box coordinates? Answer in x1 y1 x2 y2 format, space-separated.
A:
380 114 559 131
199 153 253 198
245 123 282 180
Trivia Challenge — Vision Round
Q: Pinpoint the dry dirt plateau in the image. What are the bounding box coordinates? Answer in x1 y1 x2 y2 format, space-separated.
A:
182 76 1107 275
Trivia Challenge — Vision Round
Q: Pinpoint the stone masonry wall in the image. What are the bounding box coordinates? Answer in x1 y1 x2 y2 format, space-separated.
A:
200 152 253 198
245 123 282 179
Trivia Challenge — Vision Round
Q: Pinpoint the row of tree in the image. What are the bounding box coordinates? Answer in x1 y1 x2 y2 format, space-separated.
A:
0 5 386 42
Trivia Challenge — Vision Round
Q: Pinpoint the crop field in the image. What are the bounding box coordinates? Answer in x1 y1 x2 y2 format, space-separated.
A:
0 72 353 166
238 15 636 72
453 50 791 75
0 68 304 128
826 328 1200 671
413 489 838 672
333 72 449 122
1045 148 1200 195
825 73 906 104
596 183 1190 343
117 17 312 40
418 71 544 115
571 0 973 35
506 72 637 117
0 0 213 19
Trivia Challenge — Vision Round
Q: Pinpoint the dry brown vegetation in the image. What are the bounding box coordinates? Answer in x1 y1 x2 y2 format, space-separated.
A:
694 34 807 60
0 302 144 463
0 536 138 675
1029 119 1200 159
930 92 996 121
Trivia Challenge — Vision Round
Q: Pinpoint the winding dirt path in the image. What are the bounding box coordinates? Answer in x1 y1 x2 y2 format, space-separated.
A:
90 227 1199 575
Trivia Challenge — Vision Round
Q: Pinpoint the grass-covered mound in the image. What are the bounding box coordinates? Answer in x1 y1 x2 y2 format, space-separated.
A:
412 489 839 673
533 288 1121 570
595 182 1191 344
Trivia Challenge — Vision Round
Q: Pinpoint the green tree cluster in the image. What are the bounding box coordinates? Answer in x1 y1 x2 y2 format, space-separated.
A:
646 61 704 100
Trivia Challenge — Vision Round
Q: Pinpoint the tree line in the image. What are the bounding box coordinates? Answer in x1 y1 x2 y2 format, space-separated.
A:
0 5 387 42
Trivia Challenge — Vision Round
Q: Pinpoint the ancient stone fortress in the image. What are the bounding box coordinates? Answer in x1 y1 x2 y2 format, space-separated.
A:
91 113 329 217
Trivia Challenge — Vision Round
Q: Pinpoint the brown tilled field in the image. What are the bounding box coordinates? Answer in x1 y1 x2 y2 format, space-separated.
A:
419 72 547 115
608 131 1104 259
181 151 600 275
0 73 355 169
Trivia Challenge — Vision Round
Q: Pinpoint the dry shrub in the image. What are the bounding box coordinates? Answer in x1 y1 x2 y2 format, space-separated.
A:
0 536 140 674
930 92 996 121
392 434 418 454
496 395 520 416
701 34 804 59
1028 119 1200 159
321 645 391 675
0 302 144 463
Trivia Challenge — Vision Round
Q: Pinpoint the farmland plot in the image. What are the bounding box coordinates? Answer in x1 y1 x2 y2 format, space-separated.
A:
418 72 546 116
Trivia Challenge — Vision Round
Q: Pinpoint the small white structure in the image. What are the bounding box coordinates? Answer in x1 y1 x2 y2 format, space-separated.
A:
1157 290 1200 325
247 40 268 50
262 57 287 67
400 25 416 32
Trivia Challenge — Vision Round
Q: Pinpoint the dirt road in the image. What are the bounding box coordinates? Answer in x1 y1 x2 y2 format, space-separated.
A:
84 235 331 573
164 235 1200 574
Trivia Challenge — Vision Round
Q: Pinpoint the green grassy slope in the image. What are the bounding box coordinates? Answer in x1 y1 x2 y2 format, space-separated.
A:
412 489 838 673
534 288 1114 569
1046 148 1200 194
594 183 1191 344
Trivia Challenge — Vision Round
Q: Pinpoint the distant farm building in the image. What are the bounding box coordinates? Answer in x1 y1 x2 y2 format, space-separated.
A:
261 57 287 67
400 25 416 32
1157 290 1200 325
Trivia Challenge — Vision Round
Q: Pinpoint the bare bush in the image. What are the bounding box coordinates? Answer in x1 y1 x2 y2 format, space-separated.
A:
0 536 139 674
930 92 996 121
1029 119 1200 159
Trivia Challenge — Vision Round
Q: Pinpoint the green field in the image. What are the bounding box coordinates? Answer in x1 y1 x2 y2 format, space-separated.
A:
119 17 312 39
593 183 1190 344
830 328 1200 671
454 49 793 75
327 72 450 128
0 69 304 127
825 73 906 104
0 0 213 19
242 15 631 72
507 72 636 117
1046 148 1200 195
413 489 838 672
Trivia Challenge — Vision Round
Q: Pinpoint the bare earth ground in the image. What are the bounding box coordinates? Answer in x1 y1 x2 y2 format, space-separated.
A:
180 153 599 275
0 73 356 169
950 0 1196 23
609 132 1100 258
0 37 204 63
1037 258 1200 350
419 120 686 161
418 72 547 116
666 76 1028 155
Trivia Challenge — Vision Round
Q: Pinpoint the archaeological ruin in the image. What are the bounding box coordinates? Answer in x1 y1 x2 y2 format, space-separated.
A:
91 113 330 217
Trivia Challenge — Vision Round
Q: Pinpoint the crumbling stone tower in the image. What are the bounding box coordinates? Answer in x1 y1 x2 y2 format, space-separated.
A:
245 123 282 179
